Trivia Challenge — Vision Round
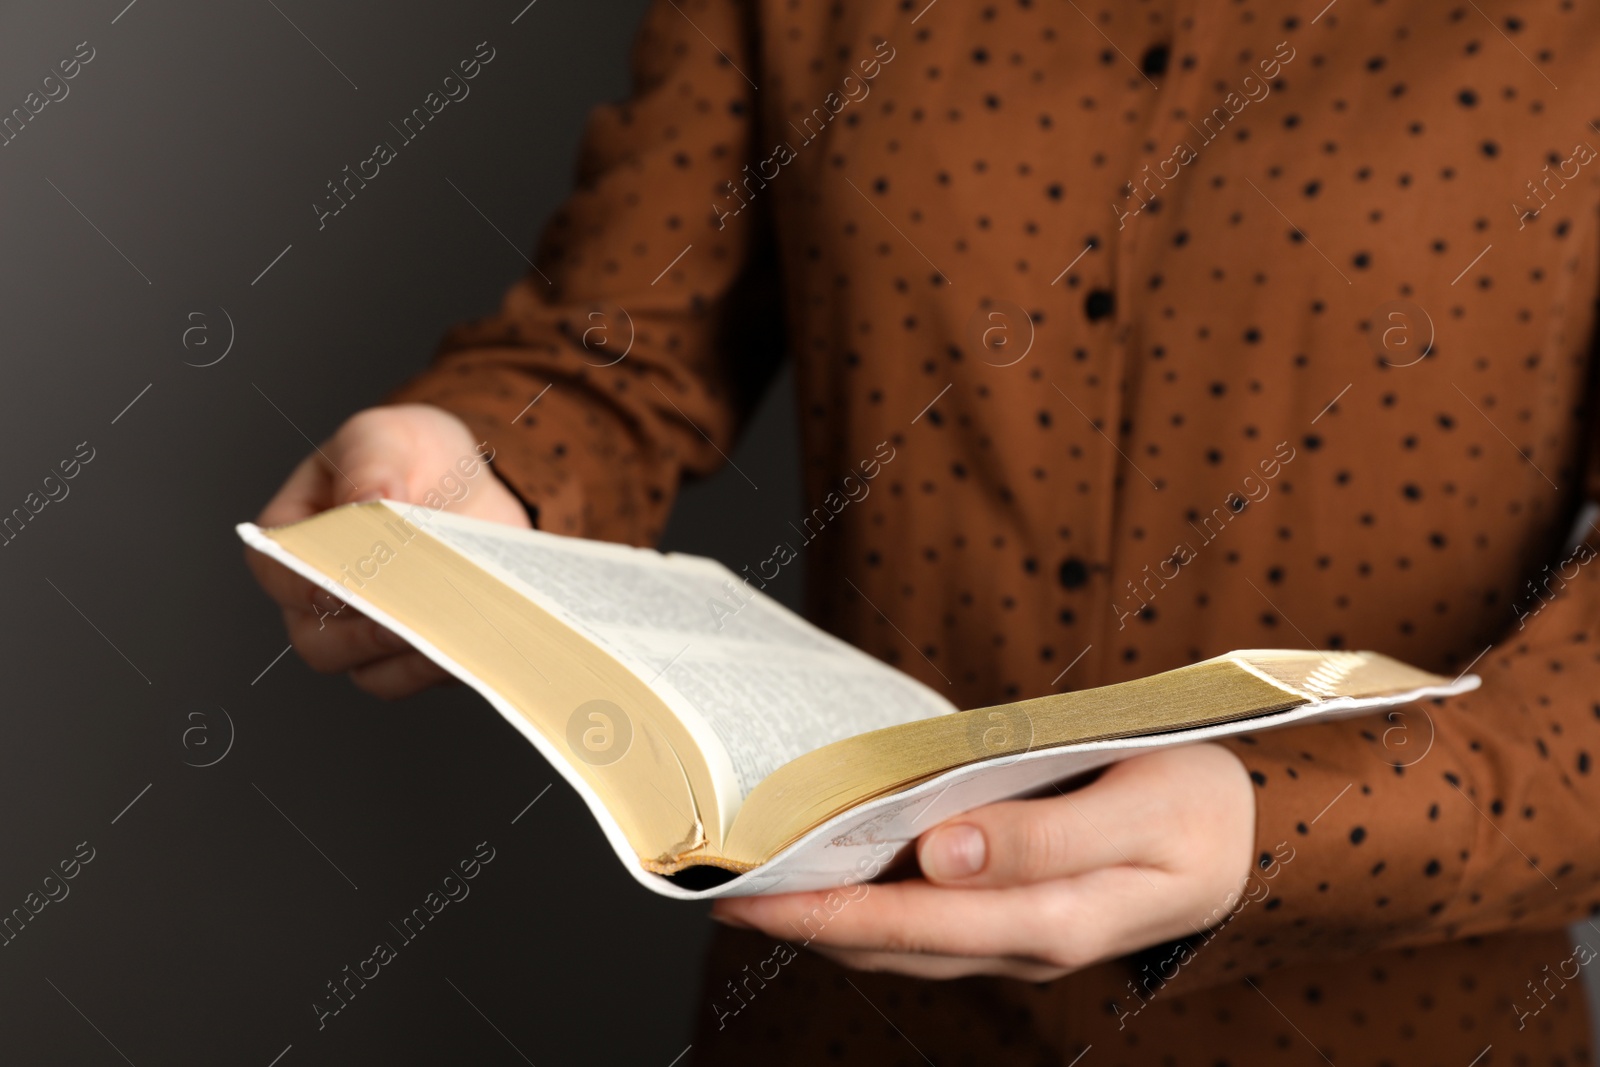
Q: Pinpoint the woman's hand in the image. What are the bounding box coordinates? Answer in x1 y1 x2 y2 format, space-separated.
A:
244 403 531 699
710 743 1257 981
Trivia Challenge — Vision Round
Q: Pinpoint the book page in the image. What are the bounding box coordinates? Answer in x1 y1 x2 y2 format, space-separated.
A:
395 505 958 819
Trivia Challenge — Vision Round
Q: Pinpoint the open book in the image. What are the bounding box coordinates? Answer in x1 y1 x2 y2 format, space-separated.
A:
238 502 1480 899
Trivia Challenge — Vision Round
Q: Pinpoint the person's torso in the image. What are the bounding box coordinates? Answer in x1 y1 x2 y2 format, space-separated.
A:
742 0 1600 708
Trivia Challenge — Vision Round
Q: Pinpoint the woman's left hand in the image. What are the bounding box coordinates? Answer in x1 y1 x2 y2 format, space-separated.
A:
710 742 1257 981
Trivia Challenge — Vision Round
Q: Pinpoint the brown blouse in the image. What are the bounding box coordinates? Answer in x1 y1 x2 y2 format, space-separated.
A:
392 0 1600 1062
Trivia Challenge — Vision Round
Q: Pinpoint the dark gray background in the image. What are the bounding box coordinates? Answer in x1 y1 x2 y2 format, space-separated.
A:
5 2 1598 1064
0 1 803 1063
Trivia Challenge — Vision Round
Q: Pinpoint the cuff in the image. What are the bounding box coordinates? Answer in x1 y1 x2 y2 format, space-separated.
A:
1172 706 1475 989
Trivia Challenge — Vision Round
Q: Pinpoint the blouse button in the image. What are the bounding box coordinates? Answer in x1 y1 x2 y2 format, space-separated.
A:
1084 288 1115 322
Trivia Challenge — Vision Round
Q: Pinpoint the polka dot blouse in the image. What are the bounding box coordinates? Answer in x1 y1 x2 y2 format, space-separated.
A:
393 0 1600 1062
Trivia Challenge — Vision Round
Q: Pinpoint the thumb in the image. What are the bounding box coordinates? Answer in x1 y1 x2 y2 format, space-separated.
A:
325 413 418 506
917 779 1160 888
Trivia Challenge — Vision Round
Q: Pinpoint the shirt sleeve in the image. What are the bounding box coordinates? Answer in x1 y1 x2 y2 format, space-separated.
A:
388 0 781 546
1177 518 1600 986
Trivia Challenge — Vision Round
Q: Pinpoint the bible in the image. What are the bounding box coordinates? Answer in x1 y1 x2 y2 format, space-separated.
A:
238 502 1479 899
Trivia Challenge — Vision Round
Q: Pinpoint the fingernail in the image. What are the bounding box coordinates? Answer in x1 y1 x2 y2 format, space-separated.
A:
315 589 348 612
710 910 754 930
923 824 986 881
351 481 401 504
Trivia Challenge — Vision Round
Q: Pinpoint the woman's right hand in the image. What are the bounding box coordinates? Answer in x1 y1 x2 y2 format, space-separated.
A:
244 403 531 698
